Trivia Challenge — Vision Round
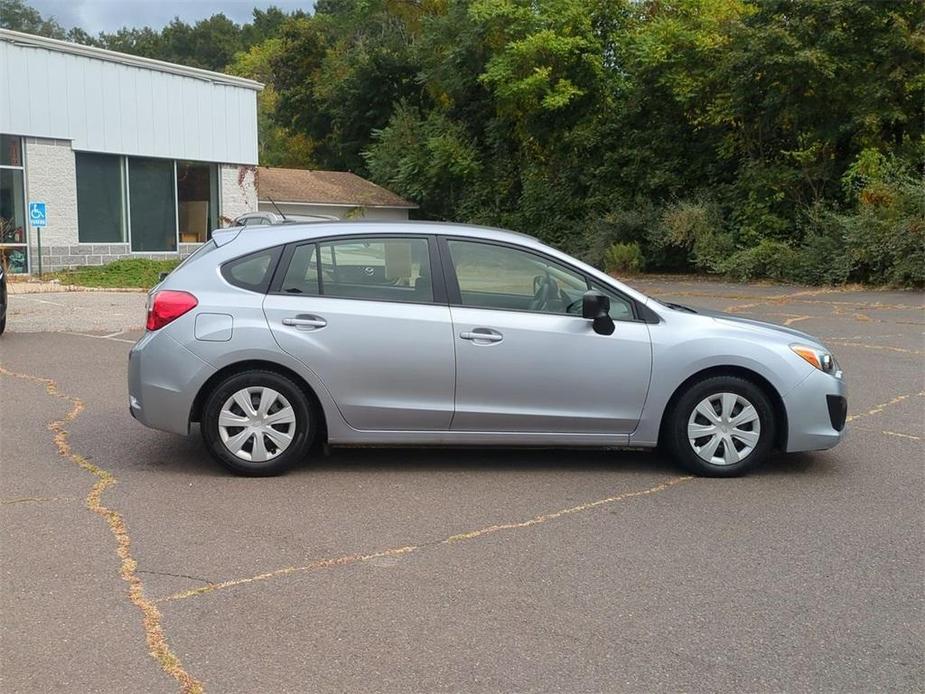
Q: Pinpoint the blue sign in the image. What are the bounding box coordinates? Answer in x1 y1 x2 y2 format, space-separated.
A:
29 201 47 227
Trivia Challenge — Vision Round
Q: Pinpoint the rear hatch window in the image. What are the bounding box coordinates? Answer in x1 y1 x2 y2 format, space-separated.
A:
221 247 282 293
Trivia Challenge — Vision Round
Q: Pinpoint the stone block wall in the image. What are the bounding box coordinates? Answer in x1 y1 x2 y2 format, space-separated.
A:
35 242 203 273
24 138 78 256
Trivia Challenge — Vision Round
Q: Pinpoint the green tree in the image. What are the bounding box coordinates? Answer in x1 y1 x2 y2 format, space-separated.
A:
0 0 66 37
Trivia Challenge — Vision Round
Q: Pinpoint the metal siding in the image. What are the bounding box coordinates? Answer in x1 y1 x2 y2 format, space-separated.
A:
47 51 69 134
5 43 30 134
197 80 214 162
67 55 87 148
226 87 241 164
119 65 140 152
0 41 258 164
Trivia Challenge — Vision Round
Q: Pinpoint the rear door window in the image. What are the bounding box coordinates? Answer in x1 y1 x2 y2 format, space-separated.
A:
316 237 435 303
279 244 320 295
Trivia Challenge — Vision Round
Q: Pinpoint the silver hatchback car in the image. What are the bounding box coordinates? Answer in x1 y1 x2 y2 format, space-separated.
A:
129 222 846 476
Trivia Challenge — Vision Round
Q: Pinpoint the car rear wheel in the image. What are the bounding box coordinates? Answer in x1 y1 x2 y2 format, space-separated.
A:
666 375 775 477
201 370 314 476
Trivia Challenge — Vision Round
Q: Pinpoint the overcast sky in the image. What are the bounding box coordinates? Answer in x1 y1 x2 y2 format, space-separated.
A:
30 0 315 34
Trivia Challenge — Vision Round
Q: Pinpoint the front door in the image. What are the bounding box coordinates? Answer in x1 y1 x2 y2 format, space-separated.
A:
263 235 455 431
444 238 652 433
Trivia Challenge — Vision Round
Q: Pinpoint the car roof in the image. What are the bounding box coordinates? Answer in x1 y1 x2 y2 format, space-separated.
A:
231 219 539 246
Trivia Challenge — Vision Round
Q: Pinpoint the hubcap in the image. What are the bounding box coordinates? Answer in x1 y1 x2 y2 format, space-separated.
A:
687 392 760 466
218 387 297 462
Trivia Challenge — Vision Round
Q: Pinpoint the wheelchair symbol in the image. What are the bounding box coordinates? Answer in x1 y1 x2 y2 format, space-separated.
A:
29 202 47 227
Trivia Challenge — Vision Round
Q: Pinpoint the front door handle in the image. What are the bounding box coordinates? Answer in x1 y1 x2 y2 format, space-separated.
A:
282 315 327 329
460 328 503 344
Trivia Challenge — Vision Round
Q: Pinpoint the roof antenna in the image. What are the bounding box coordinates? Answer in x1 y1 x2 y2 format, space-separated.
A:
267 196 288 221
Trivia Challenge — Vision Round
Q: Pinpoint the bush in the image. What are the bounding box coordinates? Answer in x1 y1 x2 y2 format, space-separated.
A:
602 242 645 274
838 158 924 286
721 239 801 282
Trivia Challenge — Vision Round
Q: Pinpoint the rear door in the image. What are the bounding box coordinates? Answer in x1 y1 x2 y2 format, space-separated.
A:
263 234 455 431
443 237 652 434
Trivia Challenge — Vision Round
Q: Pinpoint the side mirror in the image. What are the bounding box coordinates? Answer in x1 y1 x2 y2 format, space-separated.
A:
582 290 615 336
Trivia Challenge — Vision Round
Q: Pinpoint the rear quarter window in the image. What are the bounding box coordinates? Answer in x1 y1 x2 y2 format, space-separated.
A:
221 247 282 293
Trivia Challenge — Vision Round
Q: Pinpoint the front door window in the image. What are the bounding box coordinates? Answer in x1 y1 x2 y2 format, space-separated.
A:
446 239 588 314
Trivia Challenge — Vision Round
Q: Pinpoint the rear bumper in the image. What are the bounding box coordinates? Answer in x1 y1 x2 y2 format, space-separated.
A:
128 330 215 435
783 368 847 452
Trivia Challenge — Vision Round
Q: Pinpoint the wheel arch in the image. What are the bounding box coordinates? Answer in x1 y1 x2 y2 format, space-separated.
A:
657 365 788 451
190 359 328 446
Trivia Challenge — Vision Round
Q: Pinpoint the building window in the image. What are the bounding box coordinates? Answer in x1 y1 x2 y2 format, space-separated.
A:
176 161 218 244
129 158 177 252
1 134 23 167
76 153 125 243
0 134 27 273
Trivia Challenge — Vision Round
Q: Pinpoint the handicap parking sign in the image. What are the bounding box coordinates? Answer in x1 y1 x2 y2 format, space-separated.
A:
29 201 47 227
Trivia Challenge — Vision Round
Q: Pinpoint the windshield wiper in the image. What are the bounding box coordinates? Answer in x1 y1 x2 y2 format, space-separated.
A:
663 301 697 313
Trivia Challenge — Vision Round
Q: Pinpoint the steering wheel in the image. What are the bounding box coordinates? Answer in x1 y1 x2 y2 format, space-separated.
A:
529 274 557 311
565 297 583 314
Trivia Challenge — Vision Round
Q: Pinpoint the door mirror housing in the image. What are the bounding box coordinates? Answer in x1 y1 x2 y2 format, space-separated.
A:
582 290 615 335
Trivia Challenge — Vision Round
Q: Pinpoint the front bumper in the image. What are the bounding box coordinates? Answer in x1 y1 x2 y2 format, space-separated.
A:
128 330 215 435
782 367 847 452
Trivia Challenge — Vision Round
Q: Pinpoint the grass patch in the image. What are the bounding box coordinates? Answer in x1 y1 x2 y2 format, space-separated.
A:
50 258 180 289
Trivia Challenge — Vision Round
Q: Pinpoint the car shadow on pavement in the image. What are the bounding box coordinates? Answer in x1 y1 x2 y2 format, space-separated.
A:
753 450 837 477
144 426 832 479
146 430 683 478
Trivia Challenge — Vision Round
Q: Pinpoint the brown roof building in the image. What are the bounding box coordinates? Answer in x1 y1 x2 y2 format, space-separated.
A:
256 167 417 220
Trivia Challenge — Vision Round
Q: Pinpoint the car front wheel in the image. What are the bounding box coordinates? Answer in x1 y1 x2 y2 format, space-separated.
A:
666 375 775 477
201 370 314 476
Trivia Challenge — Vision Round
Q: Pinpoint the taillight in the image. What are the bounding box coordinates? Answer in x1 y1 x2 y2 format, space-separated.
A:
146 290 198 331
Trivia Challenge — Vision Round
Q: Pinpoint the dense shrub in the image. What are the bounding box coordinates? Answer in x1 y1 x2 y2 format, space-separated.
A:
720 240 802 282
602 242 645 274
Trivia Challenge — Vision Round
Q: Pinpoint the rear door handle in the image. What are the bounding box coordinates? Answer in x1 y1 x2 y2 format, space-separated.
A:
282 315 327 329
460 329 503 344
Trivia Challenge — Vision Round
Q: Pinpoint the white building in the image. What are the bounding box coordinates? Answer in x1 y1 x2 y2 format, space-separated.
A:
0 29 262 273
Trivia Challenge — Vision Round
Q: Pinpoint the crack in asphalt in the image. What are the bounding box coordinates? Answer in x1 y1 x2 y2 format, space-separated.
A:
0 495 76 505
159 475 695 603
0 364 204 694
138 569 214 584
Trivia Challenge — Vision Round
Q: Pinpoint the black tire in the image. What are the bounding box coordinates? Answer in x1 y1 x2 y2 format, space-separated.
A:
665 375 776 477
0 314 5 335
201 370 314 476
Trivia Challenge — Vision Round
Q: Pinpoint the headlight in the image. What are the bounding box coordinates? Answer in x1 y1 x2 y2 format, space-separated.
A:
791 344 838 374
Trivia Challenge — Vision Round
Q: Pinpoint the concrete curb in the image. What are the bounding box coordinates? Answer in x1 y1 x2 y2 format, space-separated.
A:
8 282 149 295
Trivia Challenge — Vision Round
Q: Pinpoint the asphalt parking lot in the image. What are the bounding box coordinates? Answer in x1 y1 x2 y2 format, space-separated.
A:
1 278 922 693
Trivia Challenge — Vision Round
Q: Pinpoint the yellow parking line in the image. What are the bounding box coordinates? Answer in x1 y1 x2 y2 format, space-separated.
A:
847 392 925 423
881 431 922 441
